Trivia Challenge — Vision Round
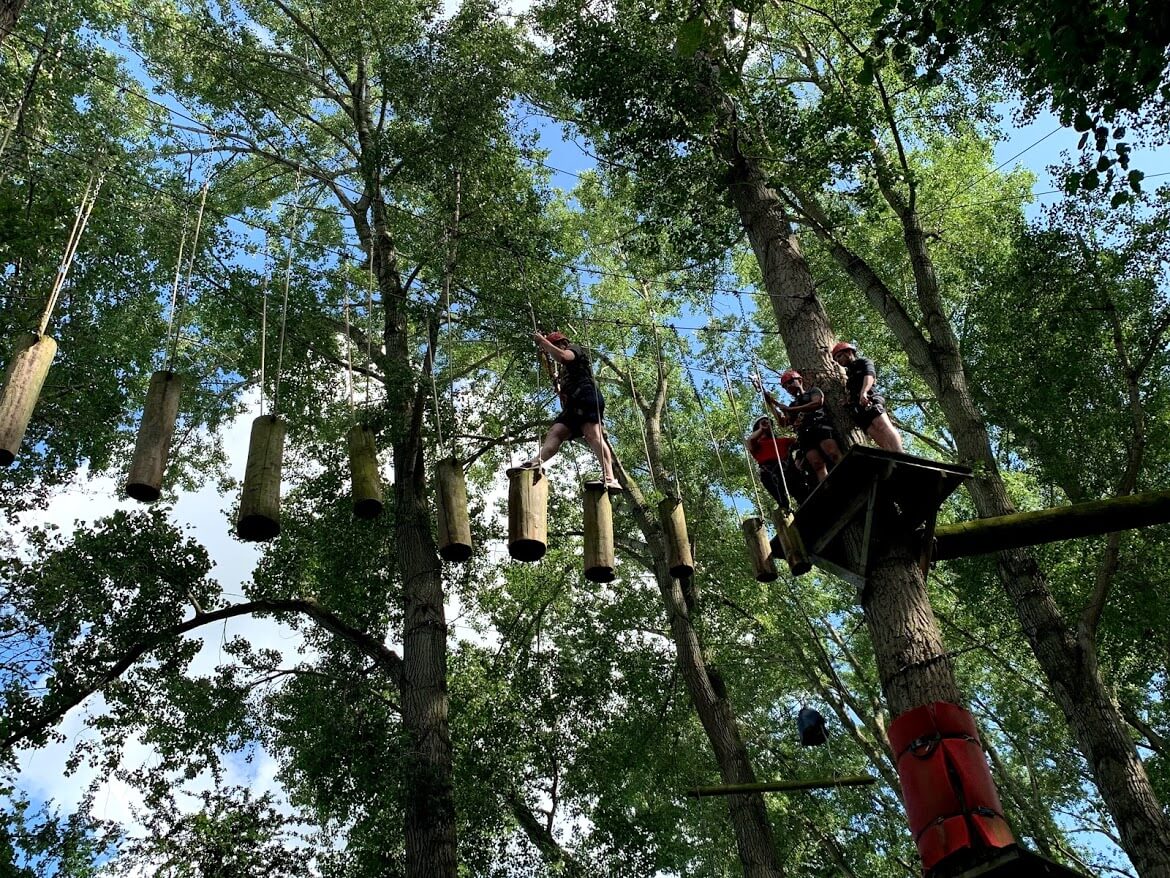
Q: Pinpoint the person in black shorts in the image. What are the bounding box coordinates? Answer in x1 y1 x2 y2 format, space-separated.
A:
831 342 903 452
520 331 620 490
746 414 809 510
777 369 842 482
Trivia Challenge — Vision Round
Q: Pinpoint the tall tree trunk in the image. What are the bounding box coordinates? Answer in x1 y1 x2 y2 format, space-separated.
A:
797 173 1170 877
726 148 1012 878
368 198 457 877
0 0 25 46
610 359 785 877
615 460 785 878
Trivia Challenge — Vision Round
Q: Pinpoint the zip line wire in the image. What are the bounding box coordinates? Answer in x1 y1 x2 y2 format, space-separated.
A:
2 20 1099 316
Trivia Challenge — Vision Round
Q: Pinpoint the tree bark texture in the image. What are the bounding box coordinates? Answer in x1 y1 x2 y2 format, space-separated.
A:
0 0 25 45
367 174 457 877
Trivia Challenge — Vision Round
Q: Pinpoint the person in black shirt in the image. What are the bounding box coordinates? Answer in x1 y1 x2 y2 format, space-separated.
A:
777 369 842 482
831 342 903 452
519 331 620 491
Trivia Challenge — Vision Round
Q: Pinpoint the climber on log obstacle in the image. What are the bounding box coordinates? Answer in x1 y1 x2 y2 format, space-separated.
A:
519 330 620 492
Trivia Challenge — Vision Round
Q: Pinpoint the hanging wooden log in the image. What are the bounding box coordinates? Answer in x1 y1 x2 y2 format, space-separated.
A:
125 370 182 502
435 455 473 562
583 481 615 583
347 424 384 519
237 414 285 542
0 332 57 467
741 516 777 582
659 496 694 579
507 466 548 562
770 507 812 576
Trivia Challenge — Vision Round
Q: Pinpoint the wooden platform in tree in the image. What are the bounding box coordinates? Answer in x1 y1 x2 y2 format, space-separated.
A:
790 447 971 588
947 845 1087 878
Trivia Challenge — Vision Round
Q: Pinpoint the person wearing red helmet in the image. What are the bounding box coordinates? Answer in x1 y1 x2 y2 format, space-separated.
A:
776 368 842 482
746 411 809 510
520 330 619 491
831 342 903 453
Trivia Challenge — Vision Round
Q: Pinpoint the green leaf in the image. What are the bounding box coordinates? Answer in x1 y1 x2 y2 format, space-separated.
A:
1081 170 1100 189
1110 191 1130 208
675 18 706 57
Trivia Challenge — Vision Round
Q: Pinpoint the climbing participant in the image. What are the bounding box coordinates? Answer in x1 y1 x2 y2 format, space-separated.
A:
746 414 807 510
520 331 620 491
831 342 903 453
777 369 842 482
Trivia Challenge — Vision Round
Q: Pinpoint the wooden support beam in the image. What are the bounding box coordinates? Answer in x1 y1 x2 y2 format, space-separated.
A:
933 490 1170 561
685 775 876 798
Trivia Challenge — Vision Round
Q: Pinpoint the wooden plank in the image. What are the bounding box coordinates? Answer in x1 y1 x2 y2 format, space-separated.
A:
686 775 876 798
934 490 1170 561
809 553 866 590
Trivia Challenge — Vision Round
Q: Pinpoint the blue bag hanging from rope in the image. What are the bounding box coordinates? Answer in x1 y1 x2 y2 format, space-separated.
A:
798 707 829 747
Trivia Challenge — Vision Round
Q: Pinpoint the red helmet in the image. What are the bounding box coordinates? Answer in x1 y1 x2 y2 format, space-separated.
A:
780 369 802 385
831 341 856 357
545 331 568 344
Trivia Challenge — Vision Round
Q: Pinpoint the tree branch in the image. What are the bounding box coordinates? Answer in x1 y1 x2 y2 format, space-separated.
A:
2 597 403 751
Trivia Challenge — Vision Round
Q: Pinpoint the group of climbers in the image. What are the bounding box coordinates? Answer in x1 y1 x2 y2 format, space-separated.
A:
521 331 903 513
746 342 902 509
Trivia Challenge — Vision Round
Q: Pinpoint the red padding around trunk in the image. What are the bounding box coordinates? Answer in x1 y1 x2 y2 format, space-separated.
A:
887 702 1015 871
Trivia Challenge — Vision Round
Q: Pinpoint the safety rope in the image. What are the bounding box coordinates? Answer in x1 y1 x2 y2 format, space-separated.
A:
752 357 794 509
721 364 766 520
620 325 658 494
638 284 685 503
365 239 375 405
673 326 740 518
342 257 355 423
443 170 460 457
258 236 271 417
163 205 189 367
272 176 302 416
166 179 210 372
37 167 104 337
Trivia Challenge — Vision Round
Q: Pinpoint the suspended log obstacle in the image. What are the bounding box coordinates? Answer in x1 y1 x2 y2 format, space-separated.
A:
583 481 615 582
435 456 473 562
741 516 777 582
347 424 383 519
770 507 811 576
658 496 694 578
237 415 285 542
507 466 548 562
933 489 1170 560
686 775 875 798
0 332 57 467
125 370 182 502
